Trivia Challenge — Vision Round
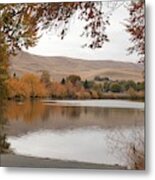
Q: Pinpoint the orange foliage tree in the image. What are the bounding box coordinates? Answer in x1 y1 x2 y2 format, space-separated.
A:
6 78 29 98
49 82 67 98
6 73 47 98
21 73 47 98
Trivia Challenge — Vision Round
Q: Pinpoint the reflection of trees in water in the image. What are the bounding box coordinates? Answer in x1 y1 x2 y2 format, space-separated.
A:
0 101 10 153
85 108 137 120
50 106 81 120
65 107 81 119
84 107 88 115
6 102 82 123
101 108 110 119
5 102 144 133
106 126 144 169
41 107 51 122
6 101 46 123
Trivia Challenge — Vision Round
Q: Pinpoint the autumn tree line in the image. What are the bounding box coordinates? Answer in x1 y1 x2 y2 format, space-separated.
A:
0 1 145 101
6 71 144 101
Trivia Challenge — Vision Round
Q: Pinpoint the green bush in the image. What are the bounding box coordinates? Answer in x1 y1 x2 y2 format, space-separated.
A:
83 79 94 89
136 81 145 91
127 80 137 90
109 83 122 93
119 81 130 91
66 75 81 85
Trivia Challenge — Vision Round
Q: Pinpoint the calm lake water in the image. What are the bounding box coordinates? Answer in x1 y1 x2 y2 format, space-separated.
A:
5 100 144 167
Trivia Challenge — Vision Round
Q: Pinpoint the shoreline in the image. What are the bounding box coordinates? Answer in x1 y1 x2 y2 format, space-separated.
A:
1 153 126 170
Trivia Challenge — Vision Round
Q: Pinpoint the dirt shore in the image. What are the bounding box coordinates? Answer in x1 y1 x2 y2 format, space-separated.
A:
0 154 126 169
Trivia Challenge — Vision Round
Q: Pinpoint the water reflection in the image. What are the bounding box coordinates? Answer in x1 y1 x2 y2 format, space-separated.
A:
5 101 144 133
4 100 144 168
6 101 46 123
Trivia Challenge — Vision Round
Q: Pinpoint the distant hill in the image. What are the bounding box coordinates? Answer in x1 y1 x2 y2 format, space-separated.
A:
9 51 144 82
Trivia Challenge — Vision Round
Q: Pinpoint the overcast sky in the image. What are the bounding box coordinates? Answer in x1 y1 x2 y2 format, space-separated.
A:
23 1 139 63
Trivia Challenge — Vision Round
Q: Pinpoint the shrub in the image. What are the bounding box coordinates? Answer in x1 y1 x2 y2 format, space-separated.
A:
127 87 137 99
90 90 99 99
109 83 122 93
127 80 137 90
94 76 109 81
83 79 89 89
103 81 110 92
136 81 145 91
119 81 130 91
61 78 66 85
66 75 81 85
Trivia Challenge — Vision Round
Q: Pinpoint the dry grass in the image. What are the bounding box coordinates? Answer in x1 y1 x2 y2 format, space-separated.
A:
9 51 144 82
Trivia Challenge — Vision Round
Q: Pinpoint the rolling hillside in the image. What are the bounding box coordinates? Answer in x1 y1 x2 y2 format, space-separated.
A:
9 51 144 82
